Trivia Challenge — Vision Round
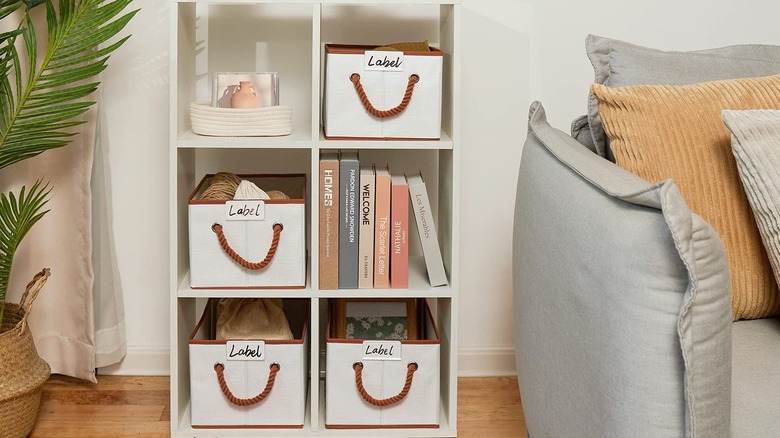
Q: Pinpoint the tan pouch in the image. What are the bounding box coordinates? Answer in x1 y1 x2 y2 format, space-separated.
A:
216 298 293 340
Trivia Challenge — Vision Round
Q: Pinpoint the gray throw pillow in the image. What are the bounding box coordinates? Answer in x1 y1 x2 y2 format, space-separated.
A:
722 109 780 312
586 34 780 158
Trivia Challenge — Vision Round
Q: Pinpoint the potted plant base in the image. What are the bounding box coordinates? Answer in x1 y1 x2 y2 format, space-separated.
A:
0 269 51 438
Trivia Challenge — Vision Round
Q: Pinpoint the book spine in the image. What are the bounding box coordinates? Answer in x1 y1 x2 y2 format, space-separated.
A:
408 174 447 287
373 168 392 289
318 154 339 289
358 166 375 289
338 153 360 289
391 175 409 289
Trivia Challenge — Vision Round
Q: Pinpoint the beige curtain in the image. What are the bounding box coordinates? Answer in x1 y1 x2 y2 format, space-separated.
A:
2 91 125 382
0 5 127 382
92 98 128 370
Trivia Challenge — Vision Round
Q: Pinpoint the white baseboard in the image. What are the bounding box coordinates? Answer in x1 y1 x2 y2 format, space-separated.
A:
97 345 516 377
97 346 171 376
458 346 517 377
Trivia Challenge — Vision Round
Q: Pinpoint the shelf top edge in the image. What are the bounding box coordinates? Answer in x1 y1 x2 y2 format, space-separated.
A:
173 0 461 4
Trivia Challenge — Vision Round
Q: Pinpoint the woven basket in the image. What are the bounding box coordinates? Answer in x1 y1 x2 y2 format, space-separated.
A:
0 269 52 438
190 102 293 137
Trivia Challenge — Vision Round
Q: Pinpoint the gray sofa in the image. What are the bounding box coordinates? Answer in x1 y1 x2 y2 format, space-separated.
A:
513 101 780 437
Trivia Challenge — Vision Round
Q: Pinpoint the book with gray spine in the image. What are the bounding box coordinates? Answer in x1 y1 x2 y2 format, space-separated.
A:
339 151 360 289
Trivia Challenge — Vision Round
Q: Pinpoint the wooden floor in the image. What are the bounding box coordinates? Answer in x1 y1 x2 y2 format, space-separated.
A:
30 375 526 437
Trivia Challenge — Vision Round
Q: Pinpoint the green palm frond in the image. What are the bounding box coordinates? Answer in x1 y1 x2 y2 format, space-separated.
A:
0 179 49 324
0 0 136 326
0 0 138 168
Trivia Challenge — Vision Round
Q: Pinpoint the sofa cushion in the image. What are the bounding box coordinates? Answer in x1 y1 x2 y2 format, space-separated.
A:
722 110 780 314
515 101 731 437
585 34 780 158
570 114 598 154
731 318 780 437
591 75 780 320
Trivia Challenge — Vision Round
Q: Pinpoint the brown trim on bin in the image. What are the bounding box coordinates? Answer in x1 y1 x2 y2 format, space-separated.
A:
325 300 440 344
190 198 304 205
193 424 304 429
322 134 440 141
325 424 440 429
189 299 309 345
188 173 307 203
190 284 307 290
327 338 440 345
325 43 444 57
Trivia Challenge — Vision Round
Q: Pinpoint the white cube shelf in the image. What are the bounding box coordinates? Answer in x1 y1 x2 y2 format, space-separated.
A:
169 1 461 436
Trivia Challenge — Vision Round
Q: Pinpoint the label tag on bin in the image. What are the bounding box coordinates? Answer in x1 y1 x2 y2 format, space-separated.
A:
226 341 266 361
362 341 402 361
225 200 265 221
364 51 404 72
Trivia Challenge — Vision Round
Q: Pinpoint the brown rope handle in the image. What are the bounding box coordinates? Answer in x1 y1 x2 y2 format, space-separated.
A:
350 73 419 119
214 362 280 406
212 223 283 270
353 362 418 407
18 268 51 334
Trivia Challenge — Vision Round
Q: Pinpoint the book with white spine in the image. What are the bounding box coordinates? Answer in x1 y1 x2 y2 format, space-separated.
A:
358 165 376 289
406 172 447 287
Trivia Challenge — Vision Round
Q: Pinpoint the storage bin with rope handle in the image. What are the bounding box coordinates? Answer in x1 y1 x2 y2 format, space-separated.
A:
323 43 443 140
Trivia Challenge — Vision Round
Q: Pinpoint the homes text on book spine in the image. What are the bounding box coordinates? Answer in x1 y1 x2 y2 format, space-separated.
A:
319 152 340 289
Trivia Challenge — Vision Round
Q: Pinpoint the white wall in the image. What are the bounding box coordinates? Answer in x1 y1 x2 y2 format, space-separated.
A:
97 0 780 376
98 0 171 374
526 0 780 129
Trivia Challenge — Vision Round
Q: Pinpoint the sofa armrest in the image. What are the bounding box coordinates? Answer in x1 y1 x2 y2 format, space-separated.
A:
513 102 732 438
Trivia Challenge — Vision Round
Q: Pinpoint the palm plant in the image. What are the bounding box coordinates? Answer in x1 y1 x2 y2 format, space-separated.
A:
0 0 137 326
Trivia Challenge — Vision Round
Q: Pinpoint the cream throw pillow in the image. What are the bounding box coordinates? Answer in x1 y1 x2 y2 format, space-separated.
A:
591 75 780 320
722 110 780 318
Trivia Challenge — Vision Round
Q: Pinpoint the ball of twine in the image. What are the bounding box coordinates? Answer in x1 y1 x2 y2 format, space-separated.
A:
201 172 242 200
266 190 289 200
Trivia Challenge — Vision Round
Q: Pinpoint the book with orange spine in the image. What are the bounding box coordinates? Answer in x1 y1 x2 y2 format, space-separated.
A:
390 174 409 288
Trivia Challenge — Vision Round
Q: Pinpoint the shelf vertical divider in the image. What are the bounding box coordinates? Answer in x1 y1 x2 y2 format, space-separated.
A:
309 297 321 431
439 4 461 432
170 1 197 430
310 3 323 432
312 3 323 144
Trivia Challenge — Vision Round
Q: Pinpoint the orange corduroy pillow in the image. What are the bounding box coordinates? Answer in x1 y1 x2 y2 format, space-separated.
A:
591 74 780 320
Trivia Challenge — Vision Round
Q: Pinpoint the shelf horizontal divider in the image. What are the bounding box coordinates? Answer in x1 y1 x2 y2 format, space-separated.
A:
318 129 453 150
174 0 460 5
177 257 451 298
177 128 314 149
176 129 454 150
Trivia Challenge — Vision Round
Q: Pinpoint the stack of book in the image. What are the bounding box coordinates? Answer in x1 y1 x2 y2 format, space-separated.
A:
318 151 447 290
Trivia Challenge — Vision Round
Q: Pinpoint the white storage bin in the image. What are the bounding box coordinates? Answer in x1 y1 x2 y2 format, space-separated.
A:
323 44 443 140
325 300 440 428
188 174 306 289
189 299 309 428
